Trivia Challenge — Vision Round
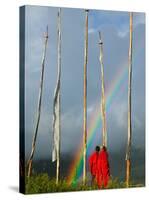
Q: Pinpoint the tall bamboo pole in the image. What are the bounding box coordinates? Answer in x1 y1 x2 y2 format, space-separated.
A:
98 32 107 147
56 8 61 185
83 9 89 185
126 12 133 187
27 27 48 177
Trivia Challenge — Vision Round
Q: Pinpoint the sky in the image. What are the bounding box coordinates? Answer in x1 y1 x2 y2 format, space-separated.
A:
24 5 145 160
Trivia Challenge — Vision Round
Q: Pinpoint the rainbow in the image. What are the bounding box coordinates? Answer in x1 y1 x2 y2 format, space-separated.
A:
67 61 128 185
66 20 142 184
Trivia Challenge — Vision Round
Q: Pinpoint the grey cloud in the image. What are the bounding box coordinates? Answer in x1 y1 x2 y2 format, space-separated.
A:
24 6 145 160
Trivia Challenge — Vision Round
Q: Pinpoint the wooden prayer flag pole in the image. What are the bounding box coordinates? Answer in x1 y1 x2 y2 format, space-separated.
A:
126 12 133 188
56 8 61 185
52 8 62 185
83 9 89 185
27 27 48 177
98 31 107 147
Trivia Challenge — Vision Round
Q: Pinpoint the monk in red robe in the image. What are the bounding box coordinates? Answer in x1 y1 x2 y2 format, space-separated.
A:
89 146 100 185
96 146 110 188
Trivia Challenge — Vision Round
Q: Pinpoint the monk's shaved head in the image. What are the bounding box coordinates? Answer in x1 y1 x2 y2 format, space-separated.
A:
95 146 100 152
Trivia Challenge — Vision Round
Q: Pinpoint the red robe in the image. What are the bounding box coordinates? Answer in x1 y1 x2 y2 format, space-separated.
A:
96 149 110 188
89 152 99 176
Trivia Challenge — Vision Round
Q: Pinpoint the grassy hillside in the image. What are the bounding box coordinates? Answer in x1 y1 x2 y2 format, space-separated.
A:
25 173 145 194
24 148 145 194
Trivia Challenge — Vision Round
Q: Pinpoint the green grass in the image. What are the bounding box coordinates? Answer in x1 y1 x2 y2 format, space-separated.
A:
25 173 145 194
